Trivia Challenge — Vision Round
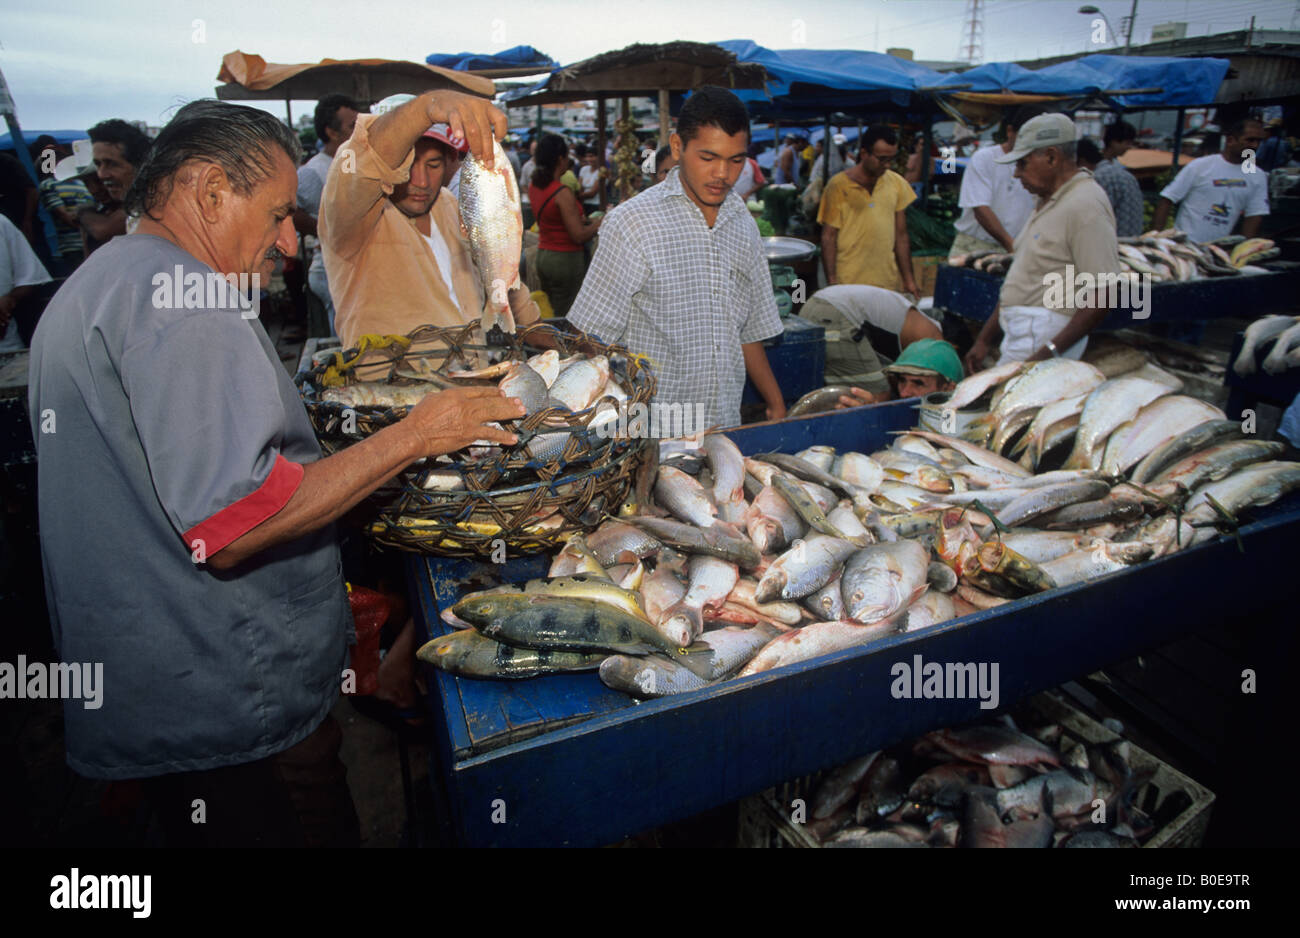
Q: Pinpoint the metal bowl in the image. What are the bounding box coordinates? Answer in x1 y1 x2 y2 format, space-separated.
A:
762 236 818 264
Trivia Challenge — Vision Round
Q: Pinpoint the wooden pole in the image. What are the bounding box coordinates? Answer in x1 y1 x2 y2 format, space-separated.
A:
658 88 670 148
620 97 633 202
597 97 608 210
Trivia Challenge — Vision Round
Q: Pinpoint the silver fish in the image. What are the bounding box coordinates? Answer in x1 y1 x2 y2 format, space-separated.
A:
744 484 807 554
498 362 555 415
1262 321 1300 375
1129 419 1245 484
1101 396 1226 477
548 356 610 411
655 465 720 528
841 541 929 624
737 617 902 677
599 654 708 698
1182 460 1300 518
755 534 857 603
1038 542 1153 586
659 555 739 644
991 479 1111 529
704 434 748 523
1233 314 1297 375
795 445 837 472
1151 439 1286 491
945 361 1027 410
695 623 783 679
458 137 524 335
1063 377 1172 471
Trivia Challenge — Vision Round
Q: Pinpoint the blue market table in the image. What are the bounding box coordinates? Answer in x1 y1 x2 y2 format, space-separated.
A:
407 399 1300 846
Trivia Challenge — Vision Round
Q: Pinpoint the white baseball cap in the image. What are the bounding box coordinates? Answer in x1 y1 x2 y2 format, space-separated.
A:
995 113 1077 163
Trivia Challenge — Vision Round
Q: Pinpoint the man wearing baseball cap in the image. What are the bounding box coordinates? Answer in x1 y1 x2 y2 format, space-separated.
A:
319 93 540 350
965 112 1121 370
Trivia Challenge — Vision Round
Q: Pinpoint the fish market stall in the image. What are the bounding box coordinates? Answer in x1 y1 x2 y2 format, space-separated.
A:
936 235 1300 327
409 398 1300 847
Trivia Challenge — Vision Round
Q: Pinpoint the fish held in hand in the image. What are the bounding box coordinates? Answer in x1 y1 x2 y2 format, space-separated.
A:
459 137 524 335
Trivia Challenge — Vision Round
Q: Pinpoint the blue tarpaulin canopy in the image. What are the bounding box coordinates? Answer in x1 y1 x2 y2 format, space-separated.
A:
717 40 944 117
0 129 86 152
425 45 558 75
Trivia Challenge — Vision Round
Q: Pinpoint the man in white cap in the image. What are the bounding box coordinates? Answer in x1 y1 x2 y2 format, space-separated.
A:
964 112 1121 369
319 93 539 350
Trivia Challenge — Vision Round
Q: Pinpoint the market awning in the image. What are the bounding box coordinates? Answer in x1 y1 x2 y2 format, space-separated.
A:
215 50 494 106
424 45 559 79
0 129 86 152
502 41 767 108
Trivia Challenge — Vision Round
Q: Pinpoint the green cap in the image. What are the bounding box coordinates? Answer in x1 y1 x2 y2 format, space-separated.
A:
884 339 964 385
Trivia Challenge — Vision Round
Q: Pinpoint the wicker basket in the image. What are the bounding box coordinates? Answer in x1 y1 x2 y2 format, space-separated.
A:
295 322 657 557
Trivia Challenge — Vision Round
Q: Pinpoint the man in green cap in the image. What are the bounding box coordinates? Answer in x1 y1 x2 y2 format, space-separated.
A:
837 338 964 405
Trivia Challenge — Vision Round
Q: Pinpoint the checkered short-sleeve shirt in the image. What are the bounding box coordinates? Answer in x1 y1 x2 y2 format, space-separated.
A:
566 168 782 429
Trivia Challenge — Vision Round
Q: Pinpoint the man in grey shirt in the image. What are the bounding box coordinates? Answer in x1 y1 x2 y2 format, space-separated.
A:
28 96 523 845
1091 120 1144 238
567 86 785 429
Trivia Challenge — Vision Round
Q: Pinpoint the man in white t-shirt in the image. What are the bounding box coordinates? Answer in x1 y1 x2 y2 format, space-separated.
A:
949 107 1042 259
295 95 361 335
577 144 604 213
0 214 52 351
1153 117 1269 242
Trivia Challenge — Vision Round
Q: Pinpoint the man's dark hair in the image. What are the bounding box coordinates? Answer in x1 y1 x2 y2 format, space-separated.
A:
655 145 673 170
87 119 152 167
1223 115 1263 139
860 125 898 155
126 99 302 219
574 143 588 159
1006 105 1049 133
532 133 567 188
1077 137 1103 166
1103 120 1137 146
677 85 750 145
313 93 361 145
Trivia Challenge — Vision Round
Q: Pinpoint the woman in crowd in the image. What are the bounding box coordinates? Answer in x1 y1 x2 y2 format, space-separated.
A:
528 133 601 316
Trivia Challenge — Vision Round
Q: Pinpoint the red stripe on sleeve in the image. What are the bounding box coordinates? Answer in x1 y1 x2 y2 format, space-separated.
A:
182 454 304 558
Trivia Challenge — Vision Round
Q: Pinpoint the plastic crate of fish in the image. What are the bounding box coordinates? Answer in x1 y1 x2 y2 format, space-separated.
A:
736 690 1214 848
295 322 657 557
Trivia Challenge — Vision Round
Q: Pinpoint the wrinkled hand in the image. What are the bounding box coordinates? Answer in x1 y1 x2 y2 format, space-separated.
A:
406 387 525 455
836 386 877 409
428 92 507 168
964 340 991 376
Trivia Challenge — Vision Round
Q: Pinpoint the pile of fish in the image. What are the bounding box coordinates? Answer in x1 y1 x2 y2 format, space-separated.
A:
949 230 1279 283
800 708 1182 848
322 347 629 465
1232 314 1300 376
417 390 1300 691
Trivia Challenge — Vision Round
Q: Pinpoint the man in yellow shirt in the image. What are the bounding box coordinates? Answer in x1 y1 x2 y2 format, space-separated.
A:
818 126 920 297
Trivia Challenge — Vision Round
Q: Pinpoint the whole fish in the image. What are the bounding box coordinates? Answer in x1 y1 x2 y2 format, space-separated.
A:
586 520 663 567
1038 542 1153 586
1011 392 1087 459
770 471 871 546
1063 377 1172 470
519 574 650 622
827 503 873 543
655 465 719 528
811 751 881 820
1264 325 1300 374
526 349 561 386
787 385 857 418
901 430 1031 478
737 617 902 678
1152 439 1287 491
928 725 1062 766
960 786 1055 848
1182 460 1300 518
995 767 1114 822
755 534 857 603
744 484 807 554
1038 496 1145 530
321 380 443 409
458 136 524 335
659 555 739 644
599 654 707 698
841 540 929 623
1129 419 1245 484
945 361 1026 410
992 479 1111 528
974 540 1056 593
703 434 747 523
548 356 611 411
1233 314 1297 375
455 594 683 656
997 530 1105 564
625 516 760 568
804 574 846 620
978 359 1105 432
1101 396 1227 477
417 629 605 679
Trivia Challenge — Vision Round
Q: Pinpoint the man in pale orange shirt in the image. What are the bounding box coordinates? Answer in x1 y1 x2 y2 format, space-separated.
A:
320 92 539 349
818 125 920 297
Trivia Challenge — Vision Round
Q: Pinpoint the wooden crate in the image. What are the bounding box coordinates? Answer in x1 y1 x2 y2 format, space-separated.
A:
737 690 1215 848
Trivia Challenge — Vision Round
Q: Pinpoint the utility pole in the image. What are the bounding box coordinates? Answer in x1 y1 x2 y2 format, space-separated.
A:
1123 0 1139 53
958 0 985 65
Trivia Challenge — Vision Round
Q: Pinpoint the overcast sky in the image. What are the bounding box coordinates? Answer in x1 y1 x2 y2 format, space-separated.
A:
2 0 1295 130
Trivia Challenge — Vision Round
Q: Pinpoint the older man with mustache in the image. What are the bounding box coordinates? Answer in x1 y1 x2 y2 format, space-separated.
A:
28 95 524 846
